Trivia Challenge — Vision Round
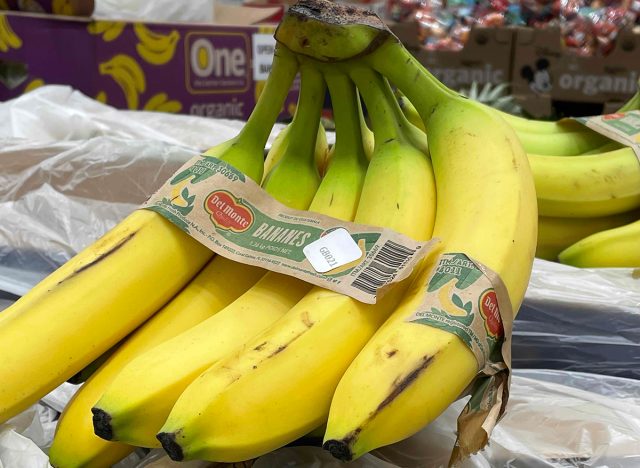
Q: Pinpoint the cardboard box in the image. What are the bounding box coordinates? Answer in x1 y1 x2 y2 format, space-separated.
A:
0 0 94 17
0 9 298 120
512 26 640 118
390 21 515 91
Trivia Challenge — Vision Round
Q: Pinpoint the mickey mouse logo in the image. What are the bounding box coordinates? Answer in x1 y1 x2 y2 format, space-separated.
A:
521 58 552 94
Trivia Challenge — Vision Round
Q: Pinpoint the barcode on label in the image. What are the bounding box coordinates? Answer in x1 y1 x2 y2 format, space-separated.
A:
351 241 417 295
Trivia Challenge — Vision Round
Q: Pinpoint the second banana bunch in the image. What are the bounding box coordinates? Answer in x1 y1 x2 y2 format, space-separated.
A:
397 75 640 269
0 2 636 468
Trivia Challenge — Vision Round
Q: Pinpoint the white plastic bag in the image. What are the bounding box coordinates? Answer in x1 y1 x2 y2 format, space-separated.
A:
93 0 216 23
515 260 640 379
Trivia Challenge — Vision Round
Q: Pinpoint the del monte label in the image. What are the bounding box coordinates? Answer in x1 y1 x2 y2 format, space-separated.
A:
205 190 253 232
144 155 434 304
479 289 504 338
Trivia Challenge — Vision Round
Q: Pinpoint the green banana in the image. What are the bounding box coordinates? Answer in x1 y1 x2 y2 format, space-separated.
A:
262 62 324 209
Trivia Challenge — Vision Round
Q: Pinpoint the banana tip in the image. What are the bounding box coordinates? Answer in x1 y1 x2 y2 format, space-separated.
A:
91 407 114 441
323 439 353 462
157 432 184 461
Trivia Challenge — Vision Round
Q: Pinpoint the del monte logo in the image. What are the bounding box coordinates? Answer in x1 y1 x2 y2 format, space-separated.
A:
479 289 503 338
205 190 253 232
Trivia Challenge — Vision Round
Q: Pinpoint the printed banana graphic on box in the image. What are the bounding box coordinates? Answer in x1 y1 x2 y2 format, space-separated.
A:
0 13 300 119
144 92 182 113
88 20 125 42
134 23 180 66
0 14 22 52
99 54 146 110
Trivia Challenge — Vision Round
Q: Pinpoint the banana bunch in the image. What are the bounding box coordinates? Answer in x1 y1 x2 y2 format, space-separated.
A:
62 2 532 465
398 64 640 265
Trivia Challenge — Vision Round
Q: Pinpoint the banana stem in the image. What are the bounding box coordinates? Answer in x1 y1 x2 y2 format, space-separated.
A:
324 70 368 169
283 62 326 170
364 39 452 122
349 65 405 148
617 88 640 112
236 44 298 150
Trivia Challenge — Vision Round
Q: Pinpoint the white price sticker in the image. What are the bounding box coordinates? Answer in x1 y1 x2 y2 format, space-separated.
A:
303 228 363 274
252 34 277 81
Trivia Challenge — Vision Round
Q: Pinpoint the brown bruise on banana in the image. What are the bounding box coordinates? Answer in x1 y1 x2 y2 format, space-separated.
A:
253 341 268 351
56 231 138 286
326 352 438 456
266 322 314 358
375 354 435 413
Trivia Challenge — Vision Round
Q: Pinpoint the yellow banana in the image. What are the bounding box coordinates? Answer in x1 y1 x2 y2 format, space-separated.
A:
0 44 298 426
536 211 640 261
48 258 265 468
0 210 210 424
99 54 146 110
0 14 22 51
325 85 536 463
156 63 436 463
134 24 180 65
92 61 336 449
529 148 640 217
558 219 640 267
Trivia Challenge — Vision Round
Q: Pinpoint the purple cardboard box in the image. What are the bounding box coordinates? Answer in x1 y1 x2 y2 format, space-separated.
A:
0 11 298 120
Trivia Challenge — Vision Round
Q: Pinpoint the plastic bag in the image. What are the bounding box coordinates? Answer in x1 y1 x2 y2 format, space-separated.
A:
0 370 633 468
93 0 216 23
0 86 286 296
515 260 640 379
122 370 640 467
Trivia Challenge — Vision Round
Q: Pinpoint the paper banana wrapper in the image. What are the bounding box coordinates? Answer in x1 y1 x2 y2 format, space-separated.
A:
574 110 640 161
406 253 514 467
143 154 438 304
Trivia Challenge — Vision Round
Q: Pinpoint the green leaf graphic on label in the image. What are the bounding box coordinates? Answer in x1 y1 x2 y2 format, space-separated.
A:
181 187 194 204
427 253 482 292
452 293 464 309
464 301 473 314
